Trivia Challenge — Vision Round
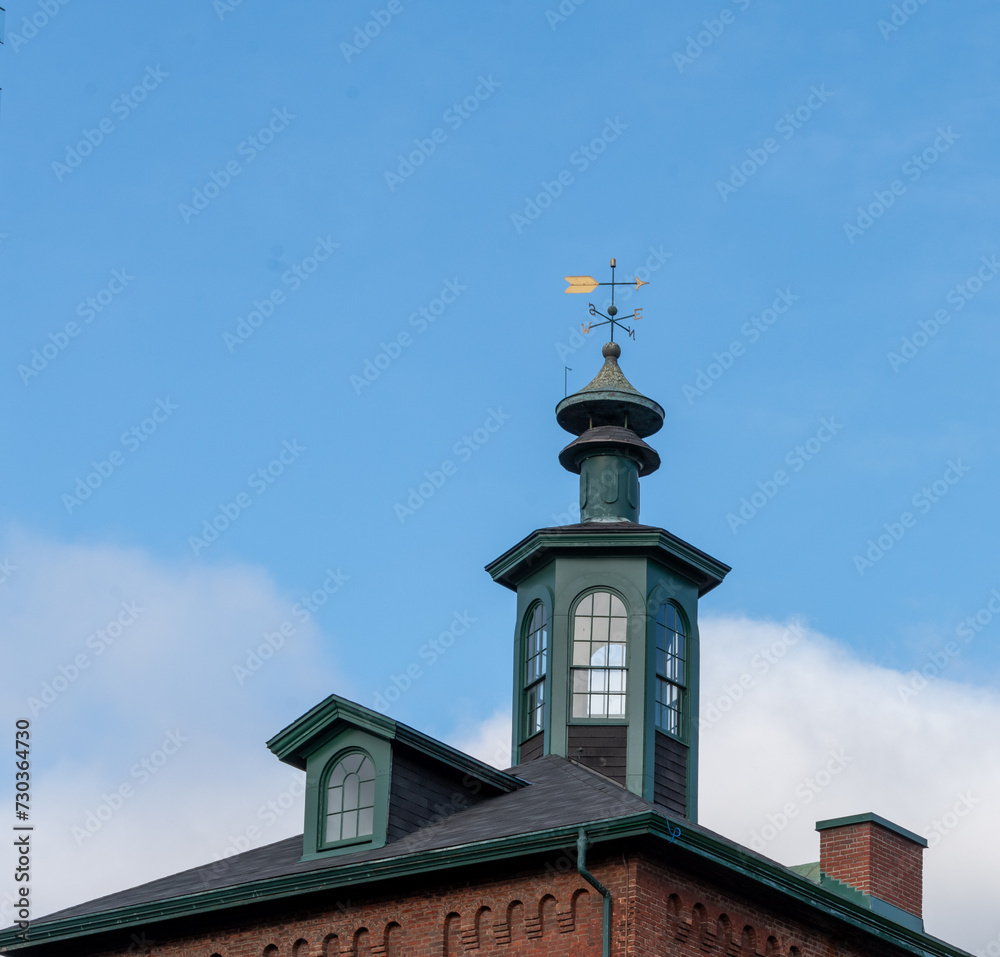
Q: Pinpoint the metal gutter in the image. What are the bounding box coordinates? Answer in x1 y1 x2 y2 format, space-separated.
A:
576 828 611 957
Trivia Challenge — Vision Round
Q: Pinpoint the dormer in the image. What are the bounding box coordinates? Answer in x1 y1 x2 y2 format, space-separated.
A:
266 694 524 861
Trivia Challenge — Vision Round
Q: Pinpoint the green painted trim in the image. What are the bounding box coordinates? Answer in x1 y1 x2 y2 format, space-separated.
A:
815 812 928 848
266 693 524 794
3 810 972 957
485 526 730 597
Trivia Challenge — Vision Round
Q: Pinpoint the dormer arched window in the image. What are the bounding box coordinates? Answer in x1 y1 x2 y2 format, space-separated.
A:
654 603 687 737
323 750 376 846
522 602 548 740
571 591 628 718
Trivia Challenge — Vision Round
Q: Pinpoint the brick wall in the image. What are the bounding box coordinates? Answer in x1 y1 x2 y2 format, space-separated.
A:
630 853 904 957
819 819 924 917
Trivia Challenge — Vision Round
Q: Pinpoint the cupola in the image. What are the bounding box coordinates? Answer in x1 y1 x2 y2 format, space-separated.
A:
487 266 729 820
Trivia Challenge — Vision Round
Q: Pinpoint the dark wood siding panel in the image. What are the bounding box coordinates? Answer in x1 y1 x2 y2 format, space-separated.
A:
520 731 545 763
567 725 627 785
386 744 499 842
654 730 688 817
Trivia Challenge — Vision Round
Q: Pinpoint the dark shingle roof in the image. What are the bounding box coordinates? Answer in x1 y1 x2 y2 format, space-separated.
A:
36 755 658 924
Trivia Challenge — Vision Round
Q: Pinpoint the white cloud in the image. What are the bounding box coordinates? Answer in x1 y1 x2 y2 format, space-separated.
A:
0 532 339 923
697 615 1000 954
446 706 512 769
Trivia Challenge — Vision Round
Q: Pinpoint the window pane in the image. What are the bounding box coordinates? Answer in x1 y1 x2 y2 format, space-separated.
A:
609 617 627 643
325 814 341 843
610 595 626 617
574 617 592 643
578 593 593 615
329 763 346 787
359 779 375 807
359 757 375 781
343 773 361 810
591 615 610 642
327 786 343 814
341 810 358 840
573 640 592 666
593 592 610 616
357 806 374 837
342 753 363 774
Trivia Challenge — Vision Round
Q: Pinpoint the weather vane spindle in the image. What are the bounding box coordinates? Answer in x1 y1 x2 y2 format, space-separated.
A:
564 257 648 342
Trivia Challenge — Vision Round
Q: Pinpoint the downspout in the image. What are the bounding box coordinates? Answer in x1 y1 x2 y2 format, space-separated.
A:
577 828 612 957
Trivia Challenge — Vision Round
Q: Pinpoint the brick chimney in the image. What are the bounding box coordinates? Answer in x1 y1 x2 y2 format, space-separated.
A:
816 813 927 919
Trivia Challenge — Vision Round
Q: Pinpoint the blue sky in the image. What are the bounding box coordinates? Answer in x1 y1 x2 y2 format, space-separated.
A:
2 0 999 949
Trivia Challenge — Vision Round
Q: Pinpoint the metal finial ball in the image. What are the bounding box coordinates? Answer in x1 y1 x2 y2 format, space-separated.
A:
602 341 621 359
608 305 618 317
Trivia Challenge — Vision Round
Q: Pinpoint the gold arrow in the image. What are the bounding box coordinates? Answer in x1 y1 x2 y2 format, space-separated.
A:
635 278 649 290
564 275 599 294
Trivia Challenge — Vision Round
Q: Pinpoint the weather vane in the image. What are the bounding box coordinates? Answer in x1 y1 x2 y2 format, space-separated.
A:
564 257 648 342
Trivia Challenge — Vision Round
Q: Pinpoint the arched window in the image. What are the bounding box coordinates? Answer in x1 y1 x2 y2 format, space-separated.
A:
523 602 548 739
324 751 375 844
655 603 686 736
571 591 627 718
